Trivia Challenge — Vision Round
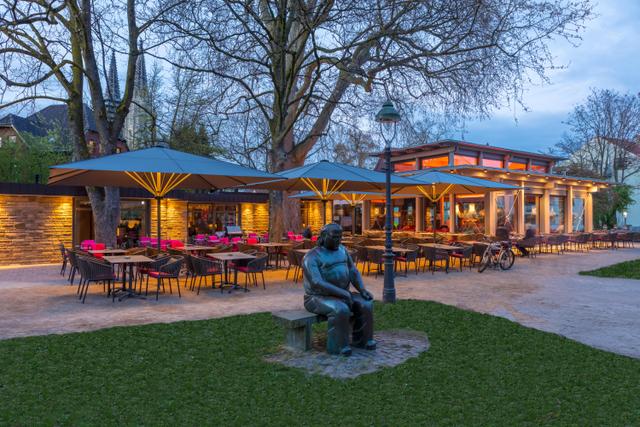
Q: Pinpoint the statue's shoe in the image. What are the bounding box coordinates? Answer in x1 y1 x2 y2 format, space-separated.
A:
340 346 352 357
365 339 377 351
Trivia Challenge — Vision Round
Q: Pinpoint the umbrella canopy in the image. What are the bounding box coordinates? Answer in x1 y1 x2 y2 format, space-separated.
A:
49 147 282 248
397 170 518 202
49 146 281 195
248 160 420 224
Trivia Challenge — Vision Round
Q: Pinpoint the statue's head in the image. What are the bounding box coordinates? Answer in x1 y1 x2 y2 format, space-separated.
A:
317 223 342 251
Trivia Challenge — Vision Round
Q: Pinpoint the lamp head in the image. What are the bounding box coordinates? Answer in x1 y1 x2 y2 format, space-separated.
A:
375 101 401 125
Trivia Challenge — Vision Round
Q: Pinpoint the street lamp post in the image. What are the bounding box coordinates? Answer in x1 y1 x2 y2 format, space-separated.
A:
375 101 401 304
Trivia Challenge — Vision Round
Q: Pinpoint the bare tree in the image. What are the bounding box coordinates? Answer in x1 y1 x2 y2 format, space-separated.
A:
556 89 640 183
160 0 592 239
0 0 183 245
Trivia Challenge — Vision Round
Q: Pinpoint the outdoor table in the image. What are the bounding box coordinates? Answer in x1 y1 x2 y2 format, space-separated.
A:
417 243 461 252
88 248 127 256
181 245 213 255
103 255 153 300
207 252 256 291
251 242 291 268
364 245 412 253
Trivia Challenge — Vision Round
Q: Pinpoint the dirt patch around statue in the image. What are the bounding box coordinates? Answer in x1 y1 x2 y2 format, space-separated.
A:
265 329 429 379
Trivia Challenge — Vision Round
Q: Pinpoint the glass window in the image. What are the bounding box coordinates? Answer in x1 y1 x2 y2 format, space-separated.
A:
393 161 416 172
482 156 504 168
549 196 566 233
572 197 585 232
421 156 449 169
530 162 547 173
118 200 148 247
508 158 527 170
496 194 517 230
454 154 478 166
455 197 485 232
370 201 386 230
524 194 539 231
187 203 237 238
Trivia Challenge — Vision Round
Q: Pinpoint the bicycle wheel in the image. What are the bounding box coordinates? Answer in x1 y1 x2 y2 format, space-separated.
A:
499 249 515 270
478 251 491 273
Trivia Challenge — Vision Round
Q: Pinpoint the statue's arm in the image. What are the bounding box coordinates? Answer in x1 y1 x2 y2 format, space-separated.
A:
303 254 352 301
346 249 373 300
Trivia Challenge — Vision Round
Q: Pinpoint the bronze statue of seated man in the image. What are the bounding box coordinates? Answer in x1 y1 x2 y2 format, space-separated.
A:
302 223 376 356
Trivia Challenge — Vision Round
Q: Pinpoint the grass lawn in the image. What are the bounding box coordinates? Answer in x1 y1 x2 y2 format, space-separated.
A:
579 258 640 280
1 300 639 426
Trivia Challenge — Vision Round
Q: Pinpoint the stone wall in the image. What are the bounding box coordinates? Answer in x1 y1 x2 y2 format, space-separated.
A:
0 195 73 265
149 198 188 242
240 203 269 234
302 201 333 233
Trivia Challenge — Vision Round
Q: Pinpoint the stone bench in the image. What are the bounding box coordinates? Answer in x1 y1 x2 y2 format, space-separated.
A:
272 309 327 351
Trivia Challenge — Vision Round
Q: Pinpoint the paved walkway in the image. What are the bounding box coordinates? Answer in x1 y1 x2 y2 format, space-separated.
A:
0 249 639 359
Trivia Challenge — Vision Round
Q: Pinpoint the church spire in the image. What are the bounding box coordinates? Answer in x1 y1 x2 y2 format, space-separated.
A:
105 50 120 122
134 41 148 91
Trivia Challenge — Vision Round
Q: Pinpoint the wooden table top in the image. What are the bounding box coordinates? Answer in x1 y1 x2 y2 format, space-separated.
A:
181 245 212 251
103 255 154 264
294 248 313 254
417 243 460 251
253 242 292 247
88 249 127 255
207 252 256 261
364 245 412 253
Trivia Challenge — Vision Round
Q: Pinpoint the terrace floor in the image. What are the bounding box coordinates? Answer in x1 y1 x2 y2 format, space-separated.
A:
1 248 639 359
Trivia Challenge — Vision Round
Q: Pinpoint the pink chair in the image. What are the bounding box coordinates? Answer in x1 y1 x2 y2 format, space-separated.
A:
311 236 318 242
231 237 242 244
247 237 258 245
168 240 184 249
248 233 258 239
81 240 95 250
92 243 105 258
286 231 295 241
139 237 151 247
220 237 230 245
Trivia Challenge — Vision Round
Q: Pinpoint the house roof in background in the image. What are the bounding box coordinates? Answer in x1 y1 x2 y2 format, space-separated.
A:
0 103 98 138
601 136 640 156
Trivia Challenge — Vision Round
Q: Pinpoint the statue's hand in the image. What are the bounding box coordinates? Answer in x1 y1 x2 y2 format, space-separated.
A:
360 289 374 301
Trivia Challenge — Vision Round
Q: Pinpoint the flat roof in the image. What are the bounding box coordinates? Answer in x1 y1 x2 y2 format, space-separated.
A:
373 139 565 161
418 165 610 184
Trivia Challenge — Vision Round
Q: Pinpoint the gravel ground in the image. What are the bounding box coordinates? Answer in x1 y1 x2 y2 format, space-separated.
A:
1 248 638 358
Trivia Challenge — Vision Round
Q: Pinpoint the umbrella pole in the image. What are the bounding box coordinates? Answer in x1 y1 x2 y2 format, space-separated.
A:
322 199 328 225
351 203 356 236
156 197 162 250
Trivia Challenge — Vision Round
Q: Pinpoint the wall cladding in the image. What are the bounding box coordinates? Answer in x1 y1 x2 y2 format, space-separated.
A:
0 195 73 266
240 203 269 234
149 199 188 242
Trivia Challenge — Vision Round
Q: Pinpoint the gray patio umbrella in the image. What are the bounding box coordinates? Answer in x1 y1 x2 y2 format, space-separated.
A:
290 190 421 235
249 160 421 224
49 146 282 248
398 170 519 238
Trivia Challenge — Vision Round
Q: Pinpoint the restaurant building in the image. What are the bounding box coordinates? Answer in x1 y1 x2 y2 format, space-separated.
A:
364 139 605 236
0 183 269 266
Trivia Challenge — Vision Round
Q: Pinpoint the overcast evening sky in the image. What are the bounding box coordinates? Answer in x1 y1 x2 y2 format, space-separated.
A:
458 0 640 154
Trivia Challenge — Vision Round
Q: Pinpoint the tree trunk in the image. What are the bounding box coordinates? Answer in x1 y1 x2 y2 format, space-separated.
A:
268 144 303 242
87 187 121 247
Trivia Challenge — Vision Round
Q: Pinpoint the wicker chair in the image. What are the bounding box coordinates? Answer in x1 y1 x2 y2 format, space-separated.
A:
285 249 303 282
59 243 68 276
137 255 171 293
77 256 116 303
395 244 420 276
365 248 384 277
449 245 473 271
147 256 184 300
66 250 80 285
190 255 223 295
233 252 269 291
423 246 449 274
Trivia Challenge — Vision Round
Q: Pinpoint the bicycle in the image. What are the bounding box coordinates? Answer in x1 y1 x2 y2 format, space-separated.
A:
478 240 515 273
